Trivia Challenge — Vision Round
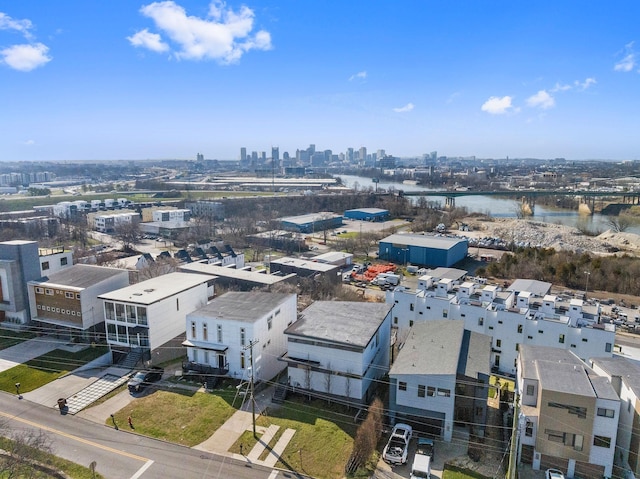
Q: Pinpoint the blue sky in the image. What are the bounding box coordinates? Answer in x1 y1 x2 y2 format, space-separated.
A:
1 1 639 162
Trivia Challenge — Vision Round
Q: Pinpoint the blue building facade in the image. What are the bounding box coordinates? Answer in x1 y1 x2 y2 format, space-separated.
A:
344 208 389 222
280 212 343 234
378 234 468 267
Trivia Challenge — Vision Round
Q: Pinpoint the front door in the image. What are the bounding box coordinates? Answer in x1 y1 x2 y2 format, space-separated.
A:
218 354 225 369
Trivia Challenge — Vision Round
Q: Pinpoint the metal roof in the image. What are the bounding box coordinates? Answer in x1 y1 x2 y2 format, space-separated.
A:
188 292 294 323
32 264 127 289
380 233 467 250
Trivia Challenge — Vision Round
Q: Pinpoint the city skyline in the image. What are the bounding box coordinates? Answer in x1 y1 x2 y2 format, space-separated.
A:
1 1 640 162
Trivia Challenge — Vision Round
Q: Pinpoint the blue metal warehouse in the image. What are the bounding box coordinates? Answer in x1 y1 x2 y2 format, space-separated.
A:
378 234 468 267
344 208 389 222
280 212 343 233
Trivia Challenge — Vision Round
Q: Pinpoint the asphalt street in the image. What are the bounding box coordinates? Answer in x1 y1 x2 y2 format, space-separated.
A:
0 391 288 479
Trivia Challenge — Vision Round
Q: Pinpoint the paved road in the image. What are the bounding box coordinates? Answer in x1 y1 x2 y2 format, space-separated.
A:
0 391 292 479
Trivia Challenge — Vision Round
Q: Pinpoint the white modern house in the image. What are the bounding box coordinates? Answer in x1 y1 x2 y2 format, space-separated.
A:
387 272 615 376
389 320 491 442
183 292 297 382
517 345 619 478
99 272 212 365
282 301 392 405
591 356 640 477
38 246 73 276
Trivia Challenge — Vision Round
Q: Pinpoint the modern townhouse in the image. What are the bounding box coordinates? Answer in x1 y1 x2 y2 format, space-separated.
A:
387 273 615 376
591 356 640 476
389 320 491 442
0 240 43 326
282 301 392 405
99 272 212 365
517 345 619 478
28 264 130 342
183 292 296 383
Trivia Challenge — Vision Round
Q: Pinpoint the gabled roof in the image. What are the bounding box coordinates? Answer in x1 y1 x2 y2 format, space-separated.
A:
285 301 392 349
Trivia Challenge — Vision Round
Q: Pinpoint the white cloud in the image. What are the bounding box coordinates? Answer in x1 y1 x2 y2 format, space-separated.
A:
0 12 33 39
0 43 51 71
575 77 596 90
393 103 414 113
23 139 35 146
349 71 367 81
127 28 169 52
550 82 572 92
481 96 514 115
526 90 555 110
132 1 272 64
614 42 636 72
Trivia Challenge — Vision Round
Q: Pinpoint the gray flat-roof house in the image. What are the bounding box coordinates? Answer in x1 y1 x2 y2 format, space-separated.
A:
184 292 297 383
180 262 297 291
28 264 130 342
269 257 341 283
378 234 468 267
517 345 619 478
99 272 212 365
282 301 392 405
0 240 42 326
389 320 491 441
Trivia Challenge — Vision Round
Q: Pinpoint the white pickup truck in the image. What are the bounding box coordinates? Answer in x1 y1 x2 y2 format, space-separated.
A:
383 423 413 465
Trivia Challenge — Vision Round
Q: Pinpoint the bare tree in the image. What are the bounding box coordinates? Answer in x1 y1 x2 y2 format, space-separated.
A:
607 214 634 233
112 220 142 251
345 397 384 474
137 257 179 281
323 362 333 403
0 421 54 479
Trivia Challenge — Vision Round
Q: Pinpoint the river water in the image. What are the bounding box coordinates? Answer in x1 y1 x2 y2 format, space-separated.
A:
337 174 640 235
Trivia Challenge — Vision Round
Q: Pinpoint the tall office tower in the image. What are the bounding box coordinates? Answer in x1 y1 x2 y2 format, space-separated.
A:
359 147 367 163
251 151 258 162
431 151 437 161
283 152 290 160
308 144 316 155
196 153 204 161
377 149 386 159
347 148 354 163
272 146 280 161
240 147 247 162
260 151 267 161
324 150 332 163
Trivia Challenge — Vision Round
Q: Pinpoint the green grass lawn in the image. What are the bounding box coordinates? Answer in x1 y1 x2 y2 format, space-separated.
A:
0 328 35 351
0 345 109 393
110 389 237 446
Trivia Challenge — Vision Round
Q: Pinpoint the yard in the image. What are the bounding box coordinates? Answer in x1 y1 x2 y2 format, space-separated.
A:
0 328 35 351
0 345 109 393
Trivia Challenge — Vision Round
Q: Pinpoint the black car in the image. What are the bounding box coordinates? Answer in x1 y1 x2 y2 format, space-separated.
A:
128 366 164 393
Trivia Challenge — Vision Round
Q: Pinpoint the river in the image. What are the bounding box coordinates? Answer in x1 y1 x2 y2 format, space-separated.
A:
337 174 640 235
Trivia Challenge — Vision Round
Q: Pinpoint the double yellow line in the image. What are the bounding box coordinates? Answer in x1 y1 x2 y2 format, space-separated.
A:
0 410 148 462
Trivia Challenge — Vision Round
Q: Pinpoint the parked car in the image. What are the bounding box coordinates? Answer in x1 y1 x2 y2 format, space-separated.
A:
416 437 434 460
383 423 413 465
128 366 164 393
545 469 565 479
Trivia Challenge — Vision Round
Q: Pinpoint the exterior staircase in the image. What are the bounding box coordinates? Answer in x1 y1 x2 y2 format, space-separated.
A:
119 348 142 370
272 382 288 404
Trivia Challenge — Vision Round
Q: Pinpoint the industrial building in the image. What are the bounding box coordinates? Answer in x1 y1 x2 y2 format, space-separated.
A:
344 208 389 222
378 234 468 267
280 212 343 234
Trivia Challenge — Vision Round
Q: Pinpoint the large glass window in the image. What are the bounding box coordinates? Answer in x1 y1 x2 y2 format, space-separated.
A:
137 307 147 325
117 324 127 343
115 303 125 321
217 324 223 342
105 302 115 320
203 323 208 341
107 323 116 342
126 305 137 323
240 328 246 346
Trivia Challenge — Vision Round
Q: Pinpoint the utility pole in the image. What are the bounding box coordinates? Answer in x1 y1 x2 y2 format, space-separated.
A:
243 339 260 437
506 393 520 479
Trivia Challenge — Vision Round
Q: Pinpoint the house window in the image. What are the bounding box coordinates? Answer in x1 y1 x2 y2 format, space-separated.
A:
176 298 179 311
217 324 223 342
548 402 587 419
427 386 435 397
191 321 196 339
275 308 280 316
527 335 533 339
597 408 615 418
437 388 451 397
35 287 44 294
60 257 68 266
496 339 502 348
409 320 414 327
538 330 543 334
399 382 407 391
267 315 273 330
240 328 246 346
478 317 484 326
605 343 612 353
517 324 523 333
203 350 209 365
572 434 584 451
498 320 503 324
442 310 448 318
42 261 49 271
526 385 535 396
240 351 245 369
488 326 494 330
461 313 466 318
37 304 41 310
418 385 425 398
203 323 208 341
71 311 75 316
545 429 564 443
582 338 588 342
394 317 398 324
115 303 124 321
525 422 533 437
593 436 611 448
136 307 147 325
45 289 54 296
559 334 565 344
410 304 414 311
515 343 519 351
76 293 81 300
495 355 500 367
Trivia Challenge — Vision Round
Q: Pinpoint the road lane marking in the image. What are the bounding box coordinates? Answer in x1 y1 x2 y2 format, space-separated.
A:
268 470 279 479
0 410 148 462
130 459 155 479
